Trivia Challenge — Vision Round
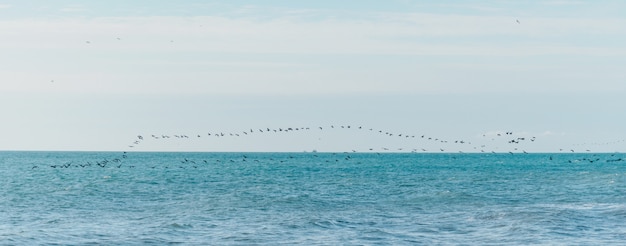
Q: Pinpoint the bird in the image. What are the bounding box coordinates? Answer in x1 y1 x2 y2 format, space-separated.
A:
516 19 520 24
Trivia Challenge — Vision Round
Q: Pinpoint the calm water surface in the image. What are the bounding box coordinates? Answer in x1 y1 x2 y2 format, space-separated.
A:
1 151 625 245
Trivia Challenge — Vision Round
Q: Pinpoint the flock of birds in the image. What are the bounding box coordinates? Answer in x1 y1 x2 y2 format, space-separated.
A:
124 124 616 154
35 151 626 171
126 124 540 154
28 124 626 170
35 18 626 169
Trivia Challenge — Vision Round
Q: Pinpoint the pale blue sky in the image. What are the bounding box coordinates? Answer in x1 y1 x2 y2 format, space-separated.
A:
1 1 625 152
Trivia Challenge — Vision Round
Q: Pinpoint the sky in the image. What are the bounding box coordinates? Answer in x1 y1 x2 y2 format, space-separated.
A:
1 0 626 152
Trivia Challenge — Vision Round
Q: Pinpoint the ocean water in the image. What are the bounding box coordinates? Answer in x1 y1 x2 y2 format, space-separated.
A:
1 151 625 245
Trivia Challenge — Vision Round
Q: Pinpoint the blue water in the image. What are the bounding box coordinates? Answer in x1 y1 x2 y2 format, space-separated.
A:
1 151 625 245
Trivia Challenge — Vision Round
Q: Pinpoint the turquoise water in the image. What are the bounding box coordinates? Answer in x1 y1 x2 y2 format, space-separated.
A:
1 151 625 245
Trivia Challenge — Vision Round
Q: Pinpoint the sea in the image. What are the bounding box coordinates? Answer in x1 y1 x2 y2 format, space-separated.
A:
1 151 625 245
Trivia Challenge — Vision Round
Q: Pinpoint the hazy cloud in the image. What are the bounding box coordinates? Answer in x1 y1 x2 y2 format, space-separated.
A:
542 0 585 5
60 5 87 12
1 11 625 96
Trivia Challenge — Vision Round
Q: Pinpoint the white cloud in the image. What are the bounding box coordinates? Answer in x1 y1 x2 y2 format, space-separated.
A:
59 4 87 12
1 14 625 56
0 4 11 9
1 13 626 95
60 7 86 12
542 0 585 6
